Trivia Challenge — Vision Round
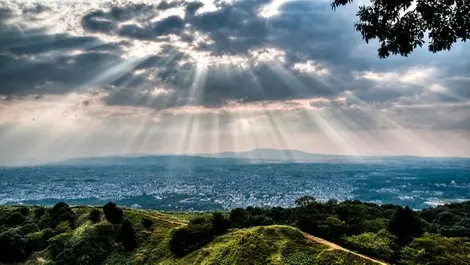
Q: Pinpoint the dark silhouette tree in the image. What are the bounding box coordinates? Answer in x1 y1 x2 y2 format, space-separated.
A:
33 206 46 219
5 212 26 226
0 229 27 263
211 213 230 234
50 202 76 227
229 208 247 228
118 219 137 250
389 206 423 245
141 218 153 229
88 209 102 223
332 0 470 58
102 202 123 224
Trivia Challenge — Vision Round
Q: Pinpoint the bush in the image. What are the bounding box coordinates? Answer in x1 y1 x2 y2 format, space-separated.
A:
26 228 54 252
170 216 220 257
17 206 29 216
141 218 153 229
5 212 26 226
88 209 101 223
50 202 76 227
345 230 395 261
0 229 27 263
229 208 247 228
118 219 137 250
55 221 72 234
360 218 389 233
19 222 39 234
50 223 115 265
400 234 470 265
103 202 123 224
212 213 230 234
33 206 46 219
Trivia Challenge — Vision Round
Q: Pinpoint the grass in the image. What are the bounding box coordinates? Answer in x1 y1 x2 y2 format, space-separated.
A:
170 225 380 265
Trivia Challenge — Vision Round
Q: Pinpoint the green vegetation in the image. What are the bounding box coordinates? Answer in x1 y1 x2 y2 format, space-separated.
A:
1 199 470 264
332 0 470 58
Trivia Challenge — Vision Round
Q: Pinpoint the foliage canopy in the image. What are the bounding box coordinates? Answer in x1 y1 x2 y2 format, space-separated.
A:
332 0 470 58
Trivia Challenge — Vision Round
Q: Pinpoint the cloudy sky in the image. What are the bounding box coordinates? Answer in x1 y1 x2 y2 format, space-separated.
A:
1 0 469 165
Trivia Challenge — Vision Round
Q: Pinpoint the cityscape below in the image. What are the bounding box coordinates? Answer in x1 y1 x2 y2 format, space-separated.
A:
1 150 469 210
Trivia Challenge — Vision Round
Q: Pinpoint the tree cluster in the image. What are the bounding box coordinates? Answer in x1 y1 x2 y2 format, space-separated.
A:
0 202 139 264
170 197 470 264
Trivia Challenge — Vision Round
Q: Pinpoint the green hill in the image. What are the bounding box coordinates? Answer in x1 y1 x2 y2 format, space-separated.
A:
174 225 383 265
0 204 382 265
2 200 470 265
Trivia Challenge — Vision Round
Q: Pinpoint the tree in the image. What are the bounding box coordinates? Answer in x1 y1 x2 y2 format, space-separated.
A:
118 219 137 250
229 208 247 228
345 230 396 262
211 213 230 234
0 229 27 263
332 0 470 58
389 206 423 245
102 202 123 224
400 234 470 265
5 212 26 226
88 209 102 223
50 202 76 227
295 196 316 207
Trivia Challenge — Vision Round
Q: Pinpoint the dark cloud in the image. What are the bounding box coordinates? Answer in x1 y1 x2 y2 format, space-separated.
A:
0 51 125 96
82 4 185 40
82 10 117 33
185 1 204 15
0 7 12 19
0 23 127 96
154 15 185 35
0 25 101 55
0 0 469 118
157 0 185 10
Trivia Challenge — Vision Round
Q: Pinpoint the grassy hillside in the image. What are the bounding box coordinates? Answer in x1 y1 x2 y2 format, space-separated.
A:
176 225 382 265
0 204 382 265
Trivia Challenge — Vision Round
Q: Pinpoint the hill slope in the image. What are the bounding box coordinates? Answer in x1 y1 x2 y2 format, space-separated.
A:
0 205 384 265
176 225 384 265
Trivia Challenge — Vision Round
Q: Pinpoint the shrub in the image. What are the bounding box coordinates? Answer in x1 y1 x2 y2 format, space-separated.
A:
33 206 46 219
212 213 230 234
400 234 470 265
170 216 215 256
88 209 102 223
27 228 54 251
5 212 26 226
50 223 115 265
0 229 27 263
229 208 247 228
345 230 395 261
50 202 76 227
19 222 39 234
118 219 138 250
103 202 123 224
141 218 153 229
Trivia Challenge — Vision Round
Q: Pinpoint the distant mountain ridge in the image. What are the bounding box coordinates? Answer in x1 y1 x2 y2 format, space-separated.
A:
50 148 470 166
210 149 355 162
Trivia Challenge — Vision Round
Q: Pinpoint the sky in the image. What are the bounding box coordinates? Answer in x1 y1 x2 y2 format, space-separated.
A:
0 0 470 165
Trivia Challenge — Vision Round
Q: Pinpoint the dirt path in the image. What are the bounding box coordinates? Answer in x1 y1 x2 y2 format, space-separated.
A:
303 233 388 265
130 209 189 226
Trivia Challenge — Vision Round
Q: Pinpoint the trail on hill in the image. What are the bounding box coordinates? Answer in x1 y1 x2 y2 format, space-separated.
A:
129 209 189 226
303 233 388 265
